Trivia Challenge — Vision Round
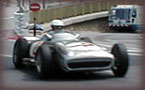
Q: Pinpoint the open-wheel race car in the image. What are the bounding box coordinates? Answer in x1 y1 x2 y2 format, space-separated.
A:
13 30 129 79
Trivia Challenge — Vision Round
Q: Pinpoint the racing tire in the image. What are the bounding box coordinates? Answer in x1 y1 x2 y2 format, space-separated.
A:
13 38 29 69
80 37 93 43
36 45 52 79
111 43 129 77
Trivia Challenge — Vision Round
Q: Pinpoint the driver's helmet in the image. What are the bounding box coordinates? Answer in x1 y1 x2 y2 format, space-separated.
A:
51 19 64 30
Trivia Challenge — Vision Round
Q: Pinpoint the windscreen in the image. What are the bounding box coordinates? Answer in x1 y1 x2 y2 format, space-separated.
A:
115 9 131 20
51 33 78 42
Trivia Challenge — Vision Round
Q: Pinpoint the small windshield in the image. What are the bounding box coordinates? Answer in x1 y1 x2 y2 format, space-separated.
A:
51 33 78 42
41 30 78 42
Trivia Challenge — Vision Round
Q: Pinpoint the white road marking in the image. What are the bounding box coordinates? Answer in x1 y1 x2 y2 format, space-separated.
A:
0 54 12 58
97 43 112 47
97 43 142 56
3 17 14 20
129 53 142 56
106 39 141 42
105 39 117 43
7 40 16 42
127 49 142 53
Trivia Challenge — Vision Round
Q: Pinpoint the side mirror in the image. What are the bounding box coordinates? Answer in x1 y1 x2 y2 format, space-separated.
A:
132 9 137 18
75 34 80 38
47 34 52 40
132 13 136 18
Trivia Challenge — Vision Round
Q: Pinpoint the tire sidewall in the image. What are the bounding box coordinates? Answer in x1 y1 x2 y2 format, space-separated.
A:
111 43 129 77
13 38 29 68
36 44 52 79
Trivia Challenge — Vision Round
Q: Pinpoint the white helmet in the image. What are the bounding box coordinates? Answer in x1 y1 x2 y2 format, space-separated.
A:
51 19 64 26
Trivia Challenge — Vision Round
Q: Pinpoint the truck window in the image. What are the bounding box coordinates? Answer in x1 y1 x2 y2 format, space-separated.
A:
115 9 131 20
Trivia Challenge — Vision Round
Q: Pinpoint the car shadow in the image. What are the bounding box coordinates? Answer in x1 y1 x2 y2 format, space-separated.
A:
19 66 116 82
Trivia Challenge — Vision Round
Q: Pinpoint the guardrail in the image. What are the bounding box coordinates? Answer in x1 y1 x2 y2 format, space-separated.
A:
29 0 124 24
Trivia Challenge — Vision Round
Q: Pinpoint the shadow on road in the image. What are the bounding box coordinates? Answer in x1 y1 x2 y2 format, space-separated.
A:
12 66 116 82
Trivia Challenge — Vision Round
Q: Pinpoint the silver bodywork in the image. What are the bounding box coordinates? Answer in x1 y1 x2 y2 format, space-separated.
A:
24 31 114 72
55 41 114 71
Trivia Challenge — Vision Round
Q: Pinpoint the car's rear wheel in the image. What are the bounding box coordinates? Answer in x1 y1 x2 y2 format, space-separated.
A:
13 38 29 69
36 45 52 79
111 43 129 77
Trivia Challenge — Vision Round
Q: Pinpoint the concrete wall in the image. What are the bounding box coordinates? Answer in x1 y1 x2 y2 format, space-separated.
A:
29 0 124 24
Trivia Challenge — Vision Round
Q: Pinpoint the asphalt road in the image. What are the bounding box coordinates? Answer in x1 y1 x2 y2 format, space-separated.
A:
0 32 143 89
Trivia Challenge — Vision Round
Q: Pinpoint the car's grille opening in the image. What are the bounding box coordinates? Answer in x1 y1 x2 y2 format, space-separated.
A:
67 60 111 69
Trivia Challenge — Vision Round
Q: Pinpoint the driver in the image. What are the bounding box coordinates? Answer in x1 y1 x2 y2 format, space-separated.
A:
51 19 64 30
41 19 79 41
41 19 64 41
48 19 65 34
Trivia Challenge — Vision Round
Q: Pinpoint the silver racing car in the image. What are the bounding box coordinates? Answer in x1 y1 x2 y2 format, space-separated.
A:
13 30 129 79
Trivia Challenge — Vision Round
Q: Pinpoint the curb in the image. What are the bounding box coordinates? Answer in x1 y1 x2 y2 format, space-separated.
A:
18 11 109 36
35 11 108 32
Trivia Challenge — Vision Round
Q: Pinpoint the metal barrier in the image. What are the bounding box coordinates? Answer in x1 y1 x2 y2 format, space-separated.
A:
29 0 124 24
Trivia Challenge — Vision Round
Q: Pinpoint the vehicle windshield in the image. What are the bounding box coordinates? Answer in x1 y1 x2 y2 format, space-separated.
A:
41 30 78 42
112 9 131 20
51 33 78 42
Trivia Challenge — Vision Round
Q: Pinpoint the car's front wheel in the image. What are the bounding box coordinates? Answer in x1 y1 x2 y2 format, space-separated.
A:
36 45 52 79
111 43 129 77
